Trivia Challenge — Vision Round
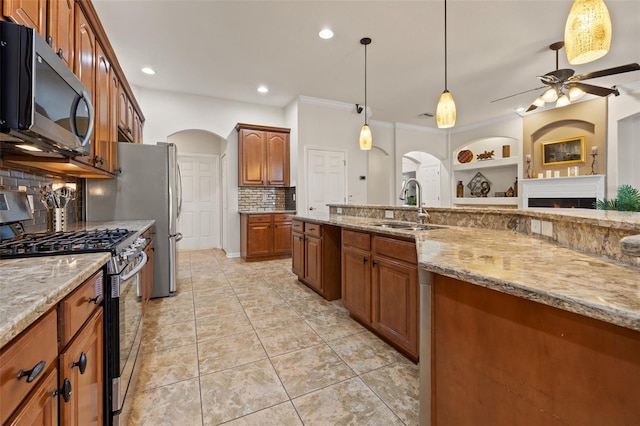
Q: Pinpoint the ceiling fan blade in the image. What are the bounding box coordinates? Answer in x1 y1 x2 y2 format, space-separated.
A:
572 63 640 81
567 82 618 97
490 86 546 103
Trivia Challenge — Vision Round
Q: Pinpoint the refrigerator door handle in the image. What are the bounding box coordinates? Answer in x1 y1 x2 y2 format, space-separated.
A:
170 232 183 242
176 162 183 219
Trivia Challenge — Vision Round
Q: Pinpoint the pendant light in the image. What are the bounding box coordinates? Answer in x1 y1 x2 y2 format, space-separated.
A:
359 37 372 150
436 0 456 129
564 0 612 65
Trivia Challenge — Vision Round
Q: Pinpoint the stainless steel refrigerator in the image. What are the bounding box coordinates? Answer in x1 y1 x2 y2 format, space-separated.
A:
86 142 182 298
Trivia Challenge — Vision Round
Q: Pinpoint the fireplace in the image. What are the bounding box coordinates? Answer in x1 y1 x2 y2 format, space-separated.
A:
521 175 605 209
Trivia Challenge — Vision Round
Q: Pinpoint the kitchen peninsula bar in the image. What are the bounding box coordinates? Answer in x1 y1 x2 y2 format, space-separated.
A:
294 205 640 426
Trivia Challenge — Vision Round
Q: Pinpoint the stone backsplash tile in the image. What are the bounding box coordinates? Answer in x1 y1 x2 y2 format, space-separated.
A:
0 160 84 233
238 187 296 211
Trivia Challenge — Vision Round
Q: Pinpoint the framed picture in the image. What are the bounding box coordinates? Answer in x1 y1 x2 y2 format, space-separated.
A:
541 136 586 166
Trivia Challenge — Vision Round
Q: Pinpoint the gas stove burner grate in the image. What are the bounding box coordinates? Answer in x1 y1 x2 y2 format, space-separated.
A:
0 228 134 259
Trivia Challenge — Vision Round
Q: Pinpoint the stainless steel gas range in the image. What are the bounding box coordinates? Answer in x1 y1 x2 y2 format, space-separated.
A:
0 189 148 426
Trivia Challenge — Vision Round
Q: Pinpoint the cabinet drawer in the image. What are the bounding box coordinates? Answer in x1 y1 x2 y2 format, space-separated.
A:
292 220 304 233
0 309 58 425
248 214 273 224
59 270 104 346
374 236 417 264
342 229 371 251
304 222 322 237
274 213 292 223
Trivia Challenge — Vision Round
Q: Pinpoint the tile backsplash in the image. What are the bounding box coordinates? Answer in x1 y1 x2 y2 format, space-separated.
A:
0 161 84 233
238 187 296 212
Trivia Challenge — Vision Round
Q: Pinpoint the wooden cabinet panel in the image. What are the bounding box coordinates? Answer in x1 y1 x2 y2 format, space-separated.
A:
85 42 111 172
3 0 46 38
239 129 266 186
59 309 103 426
109 68 119 173
273 221 292 255
58 270 103 347
0 309 58 425
304 235 322 292
74 5 94 101
133 111 142 143
6 366 59 426
47 0 74 70
247 222 272 257
292 231 304 277
248 214 271 224
341 245 372 323
372 256 418 356
265 132 289 186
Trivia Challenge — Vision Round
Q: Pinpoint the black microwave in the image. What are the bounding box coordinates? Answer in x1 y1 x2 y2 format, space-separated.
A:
0 21 93 156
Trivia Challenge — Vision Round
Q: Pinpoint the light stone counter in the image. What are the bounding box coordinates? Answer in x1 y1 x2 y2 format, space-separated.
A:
294 212 640 332
0 219 154 349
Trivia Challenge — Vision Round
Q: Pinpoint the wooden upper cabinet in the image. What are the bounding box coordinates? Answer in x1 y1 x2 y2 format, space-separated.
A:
133 111 142 144
3 0 46 39
109 68 119 173
92 42 110 171
237 123 290 187
74 5 95 108
47 0 74 70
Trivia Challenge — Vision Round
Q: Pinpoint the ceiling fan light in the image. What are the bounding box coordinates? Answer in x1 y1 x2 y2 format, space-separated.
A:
556 94 571 107
359 124 372 150
564 0 612 65
569 86 586 101
436 90 456 129
542 87 559 102
533 97 546 107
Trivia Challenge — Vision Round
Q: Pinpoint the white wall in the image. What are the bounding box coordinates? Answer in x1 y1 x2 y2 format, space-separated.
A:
607 81 640 196
167 129 222 154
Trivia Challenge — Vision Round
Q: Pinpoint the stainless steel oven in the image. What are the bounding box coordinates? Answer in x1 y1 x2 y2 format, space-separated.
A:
104 235 148 426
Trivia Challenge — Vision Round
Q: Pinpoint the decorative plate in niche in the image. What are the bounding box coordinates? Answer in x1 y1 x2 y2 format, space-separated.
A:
467 172 491 197
457 149 473 164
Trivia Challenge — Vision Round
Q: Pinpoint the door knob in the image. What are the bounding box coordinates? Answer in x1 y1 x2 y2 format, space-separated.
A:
309 207 315 210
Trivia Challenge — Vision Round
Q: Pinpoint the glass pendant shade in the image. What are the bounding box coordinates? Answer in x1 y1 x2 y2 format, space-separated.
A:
436 90 456 129
556 94 571 107
564 0 612 65
569 86 586 101
359 124 372 150
542 88 559 103
533 97 546 107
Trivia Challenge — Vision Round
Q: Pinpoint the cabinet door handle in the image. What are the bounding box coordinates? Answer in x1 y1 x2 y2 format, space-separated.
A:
87 295 102 304
17 360 46 383
363 257 368 264
46 36 53 46
71 352 87 375
55 378 73 402
57 48 64 58
372 260 377 267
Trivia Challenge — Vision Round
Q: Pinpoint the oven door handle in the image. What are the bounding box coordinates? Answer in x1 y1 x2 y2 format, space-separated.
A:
120 251 148 282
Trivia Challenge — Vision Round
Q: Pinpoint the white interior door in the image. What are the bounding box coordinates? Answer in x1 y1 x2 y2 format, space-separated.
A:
178 154 220 250
221 154 228 253
419 163 441 207
306 148 346 214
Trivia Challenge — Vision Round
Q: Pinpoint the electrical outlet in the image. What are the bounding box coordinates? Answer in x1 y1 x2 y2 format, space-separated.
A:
384 210 394 219
541 221 553 237
531 219 541 234
336 207 342 214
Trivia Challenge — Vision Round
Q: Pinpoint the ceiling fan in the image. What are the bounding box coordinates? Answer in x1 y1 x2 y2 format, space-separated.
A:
492 41 640 112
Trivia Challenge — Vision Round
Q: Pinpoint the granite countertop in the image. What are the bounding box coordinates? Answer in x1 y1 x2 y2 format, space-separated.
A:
239 210 297 214
294 212 640 332
0 219 154 349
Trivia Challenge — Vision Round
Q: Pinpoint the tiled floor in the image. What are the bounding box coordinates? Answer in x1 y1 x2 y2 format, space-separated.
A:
127 249 419 425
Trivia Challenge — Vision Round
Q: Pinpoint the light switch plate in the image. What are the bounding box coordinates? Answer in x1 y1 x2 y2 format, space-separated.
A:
384 210 394 219
530 219 541 234
336 207 342 214
541 221 553 237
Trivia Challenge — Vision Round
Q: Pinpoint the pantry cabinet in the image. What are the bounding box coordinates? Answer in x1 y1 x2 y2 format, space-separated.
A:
240 213 293 261
0 270 104 425
341 229 419 360
291 220 342 300
236 123 290 187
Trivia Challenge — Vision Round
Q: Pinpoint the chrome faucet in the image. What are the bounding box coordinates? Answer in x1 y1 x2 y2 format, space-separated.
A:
399 178 429 223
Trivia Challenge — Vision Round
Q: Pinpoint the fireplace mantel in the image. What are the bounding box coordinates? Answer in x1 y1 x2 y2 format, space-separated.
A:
521 175 605 209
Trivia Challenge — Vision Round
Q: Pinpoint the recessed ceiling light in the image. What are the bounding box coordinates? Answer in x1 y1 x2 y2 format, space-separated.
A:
141 67 156 75
319 28 334 40
257 86 269 94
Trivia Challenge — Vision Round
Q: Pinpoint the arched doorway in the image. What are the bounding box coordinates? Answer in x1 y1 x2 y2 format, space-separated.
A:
168 129 223 250
402 151 442 207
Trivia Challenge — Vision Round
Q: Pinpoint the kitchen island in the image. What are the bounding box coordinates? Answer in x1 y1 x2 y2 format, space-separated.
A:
294 207 640 425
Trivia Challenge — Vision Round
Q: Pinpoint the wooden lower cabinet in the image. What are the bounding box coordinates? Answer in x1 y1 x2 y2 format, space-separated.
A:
6 367 59 426
341 229 419 360
291 220 341 300
240 213 292 261
59 309 103 426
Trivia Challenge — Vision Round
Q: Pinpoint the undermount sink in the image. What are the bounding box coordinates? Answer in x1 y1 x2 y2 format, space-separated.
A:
369 222 446 231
